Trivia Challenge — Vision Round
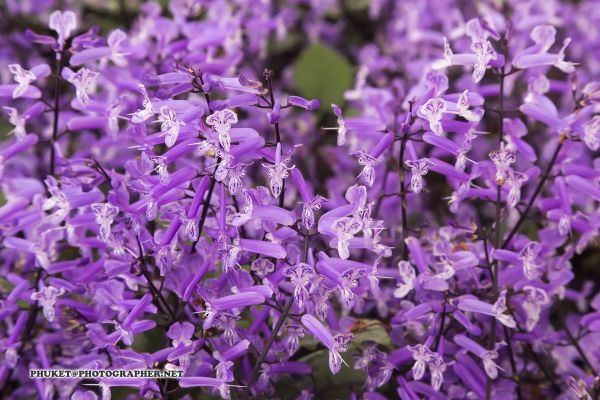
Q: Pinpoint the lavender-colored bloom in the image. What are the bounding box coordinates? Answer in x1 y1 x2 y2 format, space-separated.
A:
30 285 65 322
405 158 434 194
394 261 416 299
458 291 517 328
48 10 76 49
131 84 154 123
206 108 238 152
301 314 353 375
288 95 320 110
489 143 515 184
62 67 99 107
156 106 185 148
419 98 446 136
332 216 363 260
262 143 295 198
454 334 504 379
284 262 314 311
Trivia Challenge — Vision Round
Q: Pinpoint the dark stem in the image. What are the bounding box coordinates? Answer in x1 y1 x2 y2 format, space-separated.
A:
523 342 561 392
265 70 285 208
487 64 506 400
484 235 523 398
190 173 218 253
158 378 169 400
136 237 177 321
190 71 218 254
505 305 562 394
266 74 281 143
432 300 447 352
564 318 599 378
503 326 524 400
242 233 310 398
92 158 113 188
49 53 63 176
398 131 409 260
501 138 564 249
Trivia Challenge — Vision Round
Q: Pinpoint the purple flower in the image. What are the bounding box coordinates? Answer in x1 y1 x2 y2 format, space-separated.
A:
332 216 363 260
70 29 129 67
131 84 154 123
284 262 314 311
48 10 77 49
419 98 446 135
156 106 185 148
454 334 504 379
206 108 238 152
513 25 576 72
301 314 354 375
394 261 417 299
408 343 433 380
405 158 434 194
262 143 295 198
30 285 65 322
62 67 99 107
91 203 119 242
522 286 550 332
489 143 515 184
458 290 517 328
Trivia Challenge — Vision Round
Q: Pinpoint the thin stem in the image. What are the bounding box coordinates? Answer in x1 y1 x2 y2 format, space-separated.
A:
158 379 169 400
487 62 506 400
136 237 177 321
49 53 63 176
264 69 285 208
564 319 599 378
244 296 293 398
190 173 217 253
432 300 447 352
267 75 281 143
190 71 218 254
506 305 562 393
503 326 524 400
502 137 565 249
398 131 409 260
524 343 561 392
92 158 113 188
243 233 310 398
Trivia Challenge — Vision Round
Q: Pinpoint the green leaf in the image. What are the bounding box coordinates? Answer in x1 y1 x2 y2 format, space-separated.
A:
352 319 391 349
131 325 166 353
294 43 353 110
0 277 15 292
343 0 369 12
298 348 366 397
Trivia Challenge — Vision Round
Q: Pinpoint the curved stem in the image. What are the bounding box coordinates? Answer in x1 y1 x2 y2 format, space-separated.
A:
136 236 177 321
190 172 218 253
190 72 217 254
501 138 564 249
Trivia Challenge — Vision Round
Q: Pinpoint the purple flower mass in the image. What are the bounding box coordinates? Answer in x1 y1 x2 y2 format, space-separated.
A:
2 0 600 399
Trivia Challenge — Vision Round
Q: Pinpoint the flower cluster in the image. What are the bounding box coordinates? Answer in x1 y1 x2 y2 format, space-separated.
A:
1 1 600 399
